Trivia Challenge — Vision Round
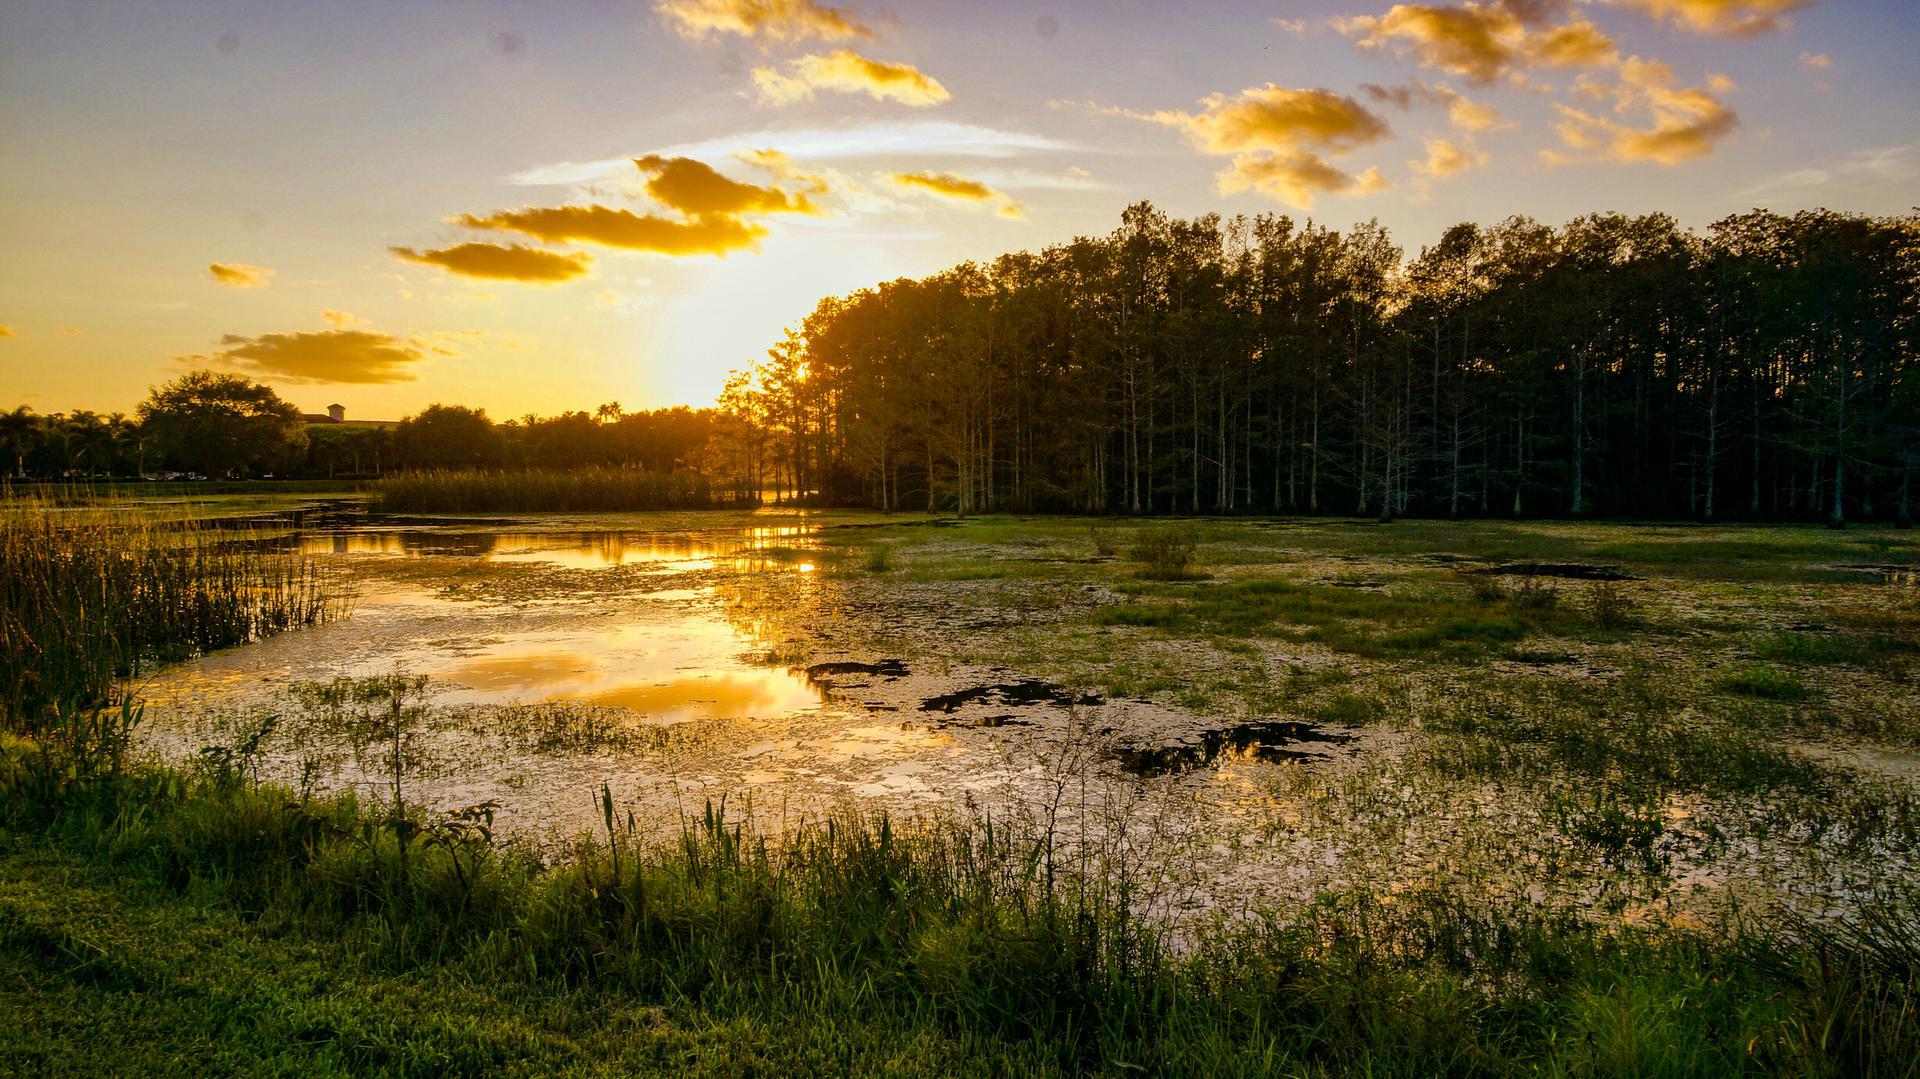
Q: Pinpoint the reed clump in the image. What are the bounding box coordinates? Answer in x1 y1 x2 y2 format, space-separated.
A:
0 492 341 726
376 468 753 513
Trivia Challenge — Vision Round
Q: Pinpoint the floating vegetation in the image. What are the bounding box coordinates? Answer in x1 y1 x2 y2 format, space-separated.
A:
1115 720 1356 775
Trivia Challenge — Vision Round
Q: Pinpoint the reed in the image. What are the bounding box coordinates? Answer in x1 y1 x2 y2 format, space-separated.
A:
0 490 342 727
375 468 754 513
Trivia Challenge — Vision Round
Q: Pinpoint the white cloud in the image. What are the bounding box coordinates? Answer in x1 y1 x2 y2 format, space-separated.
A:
511 123 1080 186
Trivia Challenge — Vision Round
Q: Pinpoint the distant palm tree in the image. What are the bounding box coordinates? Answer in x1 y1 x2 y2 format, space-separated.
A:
0 406 37 478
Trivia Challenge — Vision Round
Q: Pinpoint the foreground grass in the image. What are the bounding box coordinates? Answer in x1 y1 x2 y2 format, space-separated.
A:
4 715 1919 1077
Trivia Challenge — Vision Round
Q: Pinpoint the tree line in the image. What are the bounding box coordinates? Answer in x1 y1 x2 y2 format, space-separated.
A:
8 203 1913 522
709 204 1919 525
0 377 724 483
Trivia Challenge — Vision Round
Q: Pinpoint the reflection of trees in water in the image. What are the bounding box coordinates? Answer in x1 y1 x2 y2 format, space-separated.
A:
707 536 837 663
295 525 819 569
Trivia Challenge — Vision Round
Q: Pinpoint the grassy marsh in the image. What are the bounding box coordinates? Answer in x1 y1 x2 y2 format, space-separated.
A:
7 505 1920 1074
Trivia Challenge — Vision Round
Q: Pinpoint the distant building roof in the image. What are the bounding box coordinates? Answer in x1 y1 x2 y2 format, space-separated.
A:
303 415 397 428
304 403 395 428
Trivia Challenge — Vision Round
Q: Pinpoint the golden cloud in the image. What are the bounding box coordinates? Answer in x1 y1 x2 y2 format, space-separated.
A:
190 329 428 384
1148 85 1390 156
753 50 950 106
1410 137 1489 178
735 147 832 194
456 205 768 256
0 325 13 338
655 0 874 44
208 262 274 288
633 155 820 215
1217 152 1387 209
887 171 1024 217
390 242 594 283
56 326 83 336
1799 51 1831 70
322 310 368 329
1361 80 1506 132
1619 0 1812 36
1550 59 1738 164
1335 2 1616 85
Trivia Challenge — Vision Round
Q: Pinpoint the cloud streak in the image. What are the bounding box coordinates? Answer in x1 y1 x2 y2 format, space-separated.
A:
634 154 821 215
511 124 1076 186
654 0 874 44
887 171 1024 216
753 50 950 106
1618 0 1813 36
1361 80 1506 131
456 205 769 256
208 262 274 288
390 242 594 283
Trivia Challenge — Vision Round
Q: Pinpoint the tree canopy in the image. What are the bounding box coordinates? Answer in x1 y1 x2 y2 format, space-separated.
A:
704 204 1919 524
136 371 307 478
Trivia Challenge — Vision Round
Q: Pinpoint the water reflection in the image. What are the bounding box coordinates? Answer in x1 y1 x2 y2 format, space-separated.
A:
299 526 814 571
145 524 826 721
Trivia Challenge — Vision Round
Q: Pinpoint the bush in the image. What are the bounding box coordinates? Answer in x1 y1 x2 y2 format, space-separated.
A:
1584 580 1638 629
1506 575 1560 611
1461 572 1507 604
1131 527 1200 580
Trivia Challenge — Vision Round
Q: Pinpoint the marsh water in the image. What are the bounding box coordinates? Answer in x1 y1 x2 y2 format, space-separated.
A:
135 504 1919 927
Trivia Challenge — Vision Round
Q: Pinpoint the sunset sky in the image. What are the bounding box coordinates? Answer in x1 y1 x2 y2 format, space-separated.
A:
3 0 1915 420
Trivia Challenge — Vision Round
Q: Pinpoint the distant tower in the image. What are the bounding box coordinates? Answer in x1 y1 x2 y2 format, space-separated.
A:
327 403 345 423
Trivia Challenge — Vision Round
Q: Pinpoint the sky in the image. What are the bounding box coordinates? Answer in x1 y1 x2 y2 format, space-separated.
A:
2 0 1916 420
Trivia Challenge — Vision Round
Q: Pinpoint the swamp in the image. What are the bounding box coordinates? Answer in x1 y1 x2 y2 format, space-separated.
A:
6 491 1917 1074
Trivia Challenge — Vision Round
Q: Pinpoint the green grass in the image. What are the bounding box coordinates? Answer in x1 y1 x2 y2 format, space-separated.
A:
3 713 1918 1077
1717 664 1818 703
1094 577 1554 658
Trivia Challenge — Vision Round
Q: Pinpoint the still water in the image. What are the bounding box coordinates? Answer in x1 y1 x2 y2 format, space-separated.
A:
139 517 1009 841
133 509 1909 926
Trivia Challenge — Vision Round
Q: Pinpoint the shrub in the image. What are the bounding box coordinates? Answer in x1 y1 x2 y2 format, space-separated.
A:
1506 575 1560 611
1461 572 1507 604
1584 580 1638 629
863 543 893 573
1131 527 1200 580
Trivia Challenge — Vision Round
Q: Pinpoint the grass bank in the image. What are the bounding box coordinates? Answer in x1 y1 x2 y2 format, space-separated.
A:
2 701 1917 1076
375 469 753 514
